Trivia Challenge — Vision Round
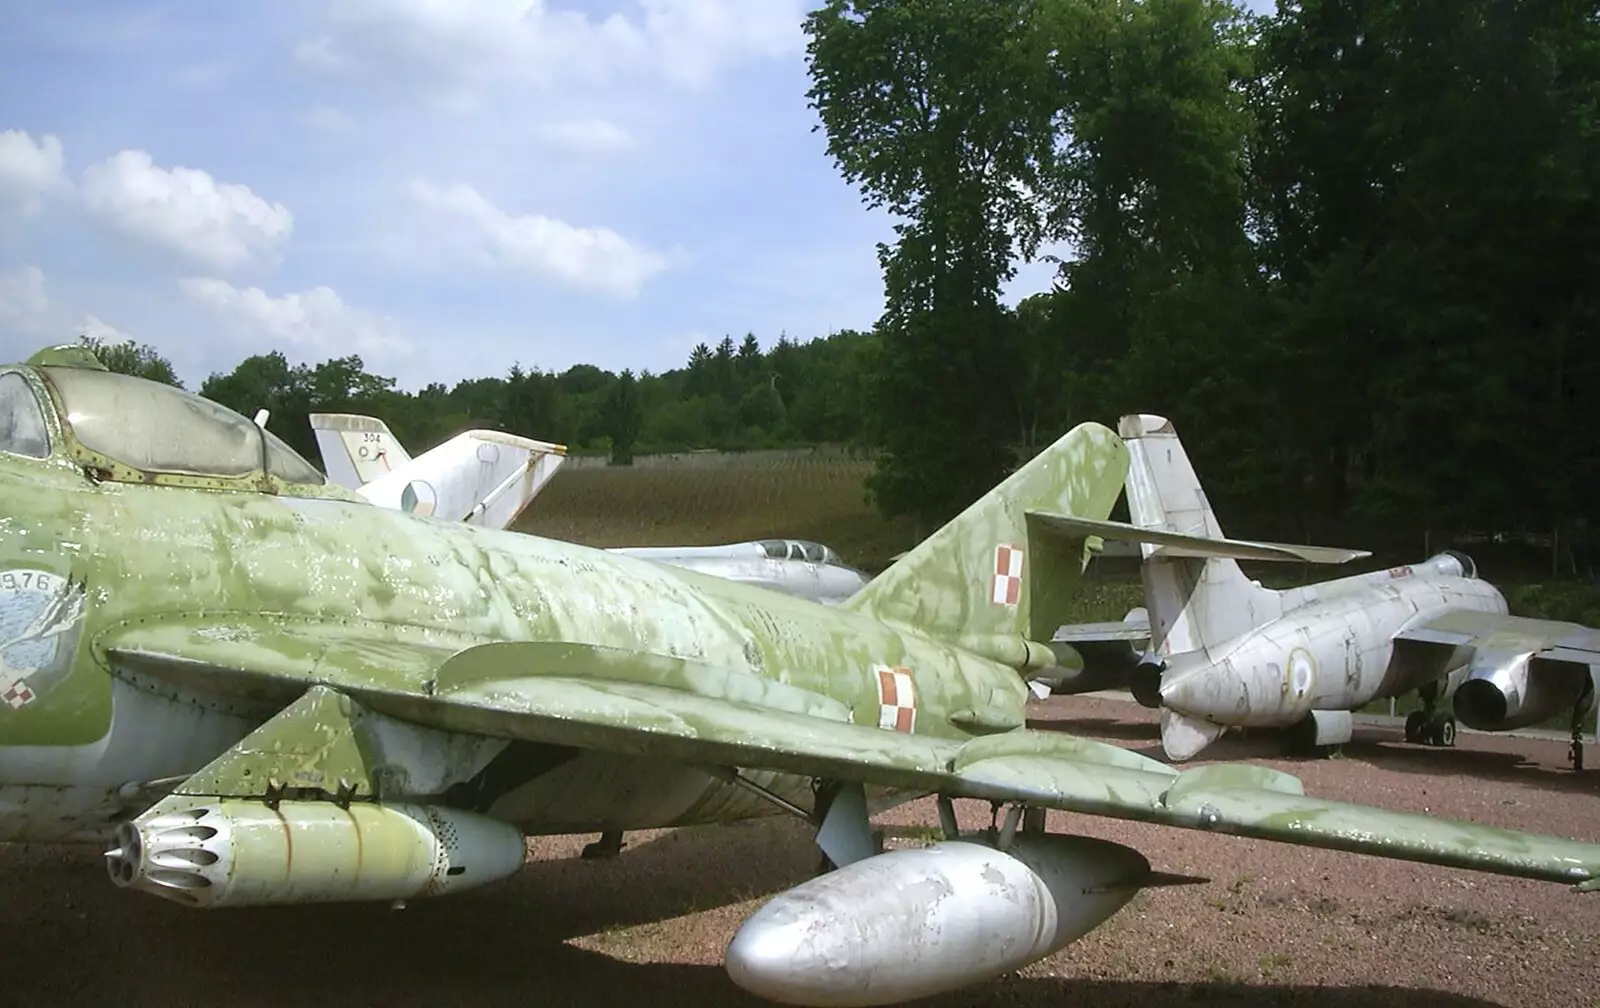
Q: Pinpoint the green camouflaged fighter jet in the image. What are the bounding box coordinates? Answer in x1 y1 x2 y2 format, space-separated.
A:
0 345 1595 1007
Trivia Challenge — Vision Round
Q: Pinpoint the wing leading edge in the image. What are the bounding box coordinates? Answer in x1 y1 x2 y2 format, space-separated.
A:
1028 510 1371 564
1395 609 1600 657
105 627 1600 889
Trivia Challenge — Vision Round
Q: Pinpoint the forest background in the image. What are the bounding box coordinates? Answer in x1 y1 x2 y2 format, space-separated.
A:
70 0 1599 588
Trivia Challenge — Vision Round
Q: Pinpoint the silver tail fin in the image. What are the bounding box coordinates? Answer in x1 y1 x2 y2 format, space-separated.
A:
1119 414 1282 656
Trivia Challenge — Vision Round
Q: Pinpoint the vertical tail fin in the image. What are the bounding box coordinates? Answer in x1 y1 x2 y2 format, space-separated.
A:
843 423 1128 664
309 413 412 490
351 429 568 533
1118 414 1280 656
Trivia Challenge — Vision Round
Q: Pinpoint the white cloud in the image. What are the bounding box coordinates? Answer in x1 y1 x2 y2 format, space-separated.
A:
77 314 132 343
179 277 410 356
540 118 635 156
81 150 293 270
0 129 69 225
409 180 668 297
0 264 48 324
296 0 805 96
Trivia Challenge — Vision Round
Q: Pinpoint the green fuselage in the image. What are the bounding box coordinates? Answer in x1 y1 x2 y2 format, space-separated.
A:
0 455 1022 842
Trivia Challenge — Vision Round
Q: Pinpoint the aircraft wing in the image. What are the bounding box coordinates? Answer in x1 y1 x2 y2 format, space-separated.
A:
104 626 1599 888
1027 511 1370 564
1394 609 1600 665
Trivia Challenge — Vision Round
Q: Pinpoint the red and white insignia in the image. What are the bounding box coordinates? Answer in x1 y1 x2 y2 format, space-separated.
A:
991 544 1024 605
2 678 36 709
875 664 917 733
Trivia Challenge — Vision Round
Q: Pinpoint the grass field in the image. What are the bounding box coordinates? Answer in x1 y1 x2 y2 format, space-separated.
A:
517 456 920 573
517 454 1598 621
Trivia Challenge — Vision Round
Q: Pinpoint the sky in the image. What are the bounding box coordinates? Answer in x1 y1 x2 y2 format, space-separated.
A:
0 0 1272 392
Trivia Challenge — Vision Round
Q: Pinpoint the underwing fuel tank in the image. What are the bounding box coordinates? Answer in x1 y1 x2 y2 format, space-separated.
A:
725 833 1152 1007
104 800 527 908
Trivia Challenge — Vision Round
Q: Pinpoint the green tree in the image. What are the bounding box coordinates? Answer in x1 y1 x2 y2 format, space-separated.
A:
1041 0 1268 508
806 0 1053 527
604 369 644 464
77 334 182 387
1253 0 1600 547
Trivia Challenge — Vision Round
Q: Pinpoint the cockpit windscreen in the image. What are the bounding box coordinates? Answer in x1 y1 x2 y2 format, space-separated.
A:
41 366 324 484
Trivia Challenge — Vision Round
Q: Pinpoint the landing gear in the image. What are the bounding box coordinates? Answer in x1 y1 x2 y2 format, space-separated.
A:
1405 684 1457 747
1569 683 1593 772
1434 716 1457 747
1403 710 1456 747
581 829 625 860
1404 711 1424 743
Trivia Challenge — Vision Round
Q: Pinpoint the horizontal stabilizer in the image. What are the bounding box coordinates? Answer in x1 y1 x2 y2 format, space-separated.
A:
1027 512 1370 564
1054 619 1152 644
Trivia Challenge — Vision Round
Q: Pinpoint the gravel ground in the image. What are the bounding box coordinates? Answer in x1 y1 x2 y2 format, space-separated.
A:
4 694 1597 1008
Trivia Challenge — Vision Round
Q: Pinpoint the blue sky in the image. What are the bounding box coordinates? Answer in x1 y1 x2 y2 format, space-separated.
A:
0 1 1271 392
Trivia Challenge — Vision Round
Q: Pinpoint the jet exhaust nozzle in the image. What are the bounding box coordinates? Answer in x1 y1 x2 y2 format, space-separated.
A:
726 833 1151 1006
1130 653 1165 709
1453 651 1589 732
1453 678 1508 729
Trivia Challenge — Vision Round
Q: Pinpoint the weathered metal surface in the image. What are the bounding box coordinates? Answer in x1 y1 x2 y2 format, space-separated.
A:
726 834 1151 1007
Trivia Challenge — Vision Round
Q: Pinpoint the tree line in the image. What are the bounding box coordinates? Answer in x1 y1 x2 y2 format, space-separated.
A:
73 0 1599 572
77 329 883 468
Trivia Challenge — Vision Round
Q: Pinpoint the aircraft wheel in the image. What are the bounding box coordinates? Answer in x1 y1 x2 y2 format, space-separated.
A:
1404 711 1427 744
1430 716 1457 748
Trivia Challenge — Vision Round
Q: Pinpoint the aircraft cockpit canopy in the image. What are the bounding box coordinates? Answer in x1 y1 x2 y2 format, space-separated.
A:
1439 549 1477 580
37 365 326 486
0 371 51 459
757 539 841 565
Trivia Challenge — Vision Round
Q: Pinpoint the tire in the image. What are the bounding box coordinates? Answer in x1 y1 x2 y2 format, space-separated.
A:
1432 717 1457 748
1404 710 1426 744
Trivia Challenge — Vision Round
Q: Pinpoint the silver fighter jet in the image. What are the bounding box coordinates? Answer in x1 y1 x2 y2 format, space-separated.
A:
1048 414 1599 767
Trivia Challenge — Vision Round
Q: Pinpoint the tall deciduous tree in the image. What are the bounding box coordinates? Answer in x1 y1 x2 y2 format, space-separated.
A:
1042 0 1271 508
806 0 1055 528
